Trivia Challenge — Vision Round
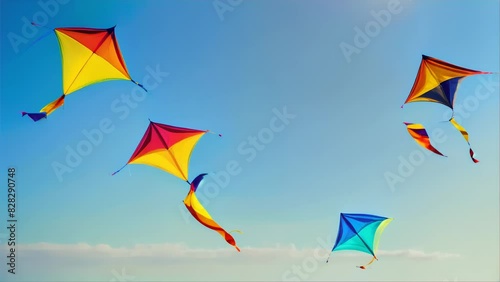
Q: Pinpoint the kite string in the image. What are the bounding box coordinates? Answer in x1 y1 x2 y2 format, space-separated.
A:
206 130 222 137
23 21 55 52
24 29 54 52
31 21 53 30
131 79 148 92
111 164 128 176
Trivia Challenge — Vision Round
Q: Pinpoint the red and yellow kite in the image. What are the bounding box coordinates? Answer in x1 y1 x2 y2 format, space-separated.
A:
402 55 494 162
113 120 240 251
22 26 146 122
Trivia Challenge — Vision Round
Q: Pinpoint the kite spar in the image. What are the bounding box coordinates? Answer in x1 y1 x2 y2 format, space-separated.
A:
112 120 240 251
22 25 147 122
402 55 495 162
327 213 392 269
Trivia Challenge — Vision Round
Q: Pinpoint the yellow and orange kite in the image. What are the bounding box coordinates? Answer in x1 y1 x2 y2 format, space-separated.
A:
402 55 495 162
113 120 240 251
23 26 146 122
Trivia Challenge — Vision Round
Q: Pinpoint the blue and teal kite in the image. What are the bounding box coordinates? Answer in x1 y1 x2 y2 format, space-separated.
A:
327 213 393 269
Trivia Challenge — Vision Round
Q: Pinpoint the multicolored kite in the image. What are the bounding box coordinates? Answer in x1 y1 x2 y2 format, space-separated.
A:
113 120 208 181
327 213 392 269
22 25 146 122
113 120 240 251
402 55 494 162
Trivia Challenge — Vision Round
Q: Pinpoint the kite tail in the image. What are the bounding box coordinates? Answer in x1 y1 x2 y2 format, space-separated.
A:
23 95 65 122
111 164 128 176
449 118 479 163
41 95 65 115
326 252 332 263
131 79 148 92
357 256 377 270
184 192 241 252
224 231 241 252
21 111 47 122
469 148 479 163
403 122 447 157
184 174 240 252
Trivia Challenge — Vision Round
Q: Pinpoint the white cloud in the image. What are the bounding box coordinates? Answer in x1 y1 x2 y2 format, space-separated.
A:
378 249 462 260
3 242 461 261
1 243 463 282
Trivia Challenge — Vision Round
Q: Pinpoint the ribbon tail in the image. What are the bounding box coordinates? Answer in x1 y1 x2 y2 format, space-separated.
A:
22 111 47 122
184 175 240 252
404 122 446 157
23 95 65 122
449 118 479 163
357 256 377 270
41 95 65 115
469 148 479 163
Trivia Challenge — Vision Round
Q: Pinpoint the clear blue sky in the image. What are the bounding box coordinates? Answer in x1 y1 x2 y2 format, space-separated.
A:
1 0 498 281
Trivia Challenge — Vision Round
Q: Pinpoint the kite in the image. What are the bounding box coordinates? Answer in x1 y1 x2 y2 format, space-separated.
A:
22 25 147 122
401 55 494 162
327 213 392 269
113 120 240 251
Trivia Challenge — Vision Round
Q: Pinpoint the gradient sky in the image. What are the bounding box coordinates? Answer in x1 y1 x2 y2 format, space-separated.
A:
1 0 499 281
